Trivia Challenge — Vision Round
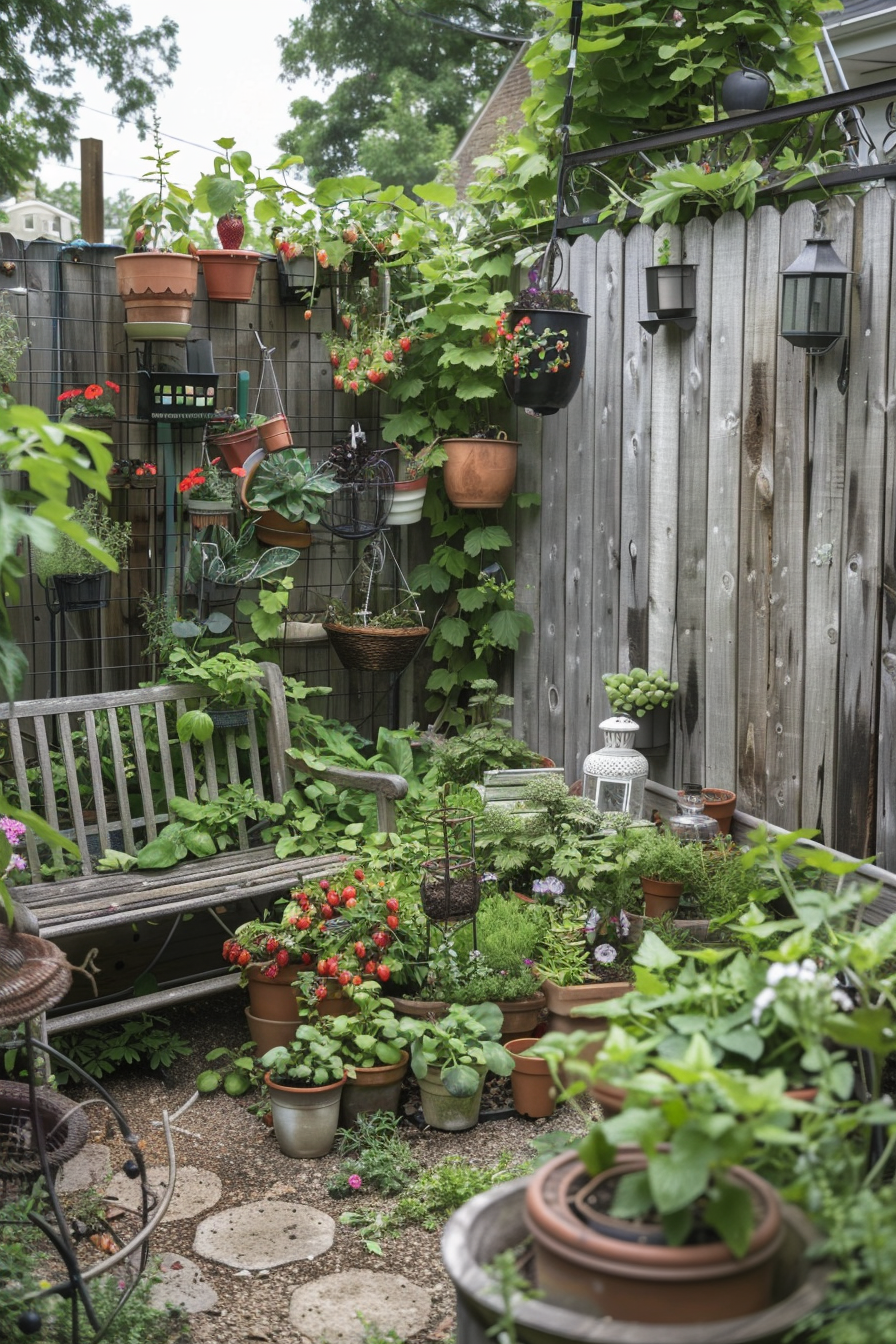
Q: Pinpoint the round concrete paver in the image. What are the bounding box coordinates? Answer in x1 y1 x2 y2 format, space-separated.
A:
193 1200 335 1271
289 1269 432 1344
149 1253 218 1314
105 1165 222 1222
57 1144 112 1194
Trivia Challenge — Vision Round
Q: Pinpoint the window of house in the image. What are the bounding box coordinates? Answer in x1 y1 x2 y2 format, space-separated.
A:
52 216 61 234
23 215 34 230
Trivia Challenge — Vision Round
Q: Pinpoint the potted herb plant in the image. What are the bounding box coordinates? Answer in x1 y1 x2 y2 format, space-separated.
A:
497 256 590 417
57 379 119 431
323 982 412 1126
602 666 678 752
428 679 542 785
117 119 198 336
165 645 269 739
243 445 340 548
178 462 236 529
193 138 265 302
32 494 131 611
259 1021 351 1158
632 825 705 918
207 411 264 471
401 1001 515 1131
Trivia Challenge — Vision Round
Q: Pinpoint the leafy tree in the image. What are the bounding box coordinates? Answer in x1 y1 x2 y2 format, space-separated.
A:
276 0 532 187
0 2 179 197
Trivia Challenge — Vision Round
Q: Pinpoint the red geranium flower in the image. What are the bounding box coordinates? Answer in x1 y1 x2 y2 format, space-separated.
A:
105 380 120 393
84 384 104 400
57 389 80 401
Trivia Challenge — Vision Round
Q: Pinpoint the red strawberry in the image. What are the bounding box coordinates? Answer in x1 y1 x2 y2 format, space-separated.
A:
315 983 328 1000
399 337 411 353
317 249 329 267
347 357 359 372
344 896 357 908
367 370 380 384
326 956 339 977
320 903 334 920
372 930 389 949
349 380 359 393
304 309 313 321
363 347 372 356
229 945 241 963
276 949 290 967
286 915 299 927
263 963 279 979
341 314 352 331
342 885 356 901
134 227 146 248
385 897 399 913
338 970 352 986
320 881 330 892
317 959 329 976
328 890 340 906
216 212 245 249
222 939 234 960
354 868 365 880
330 352 340 368
301 951 313 965
297 916 311 930
354 942 366 959
383 350 394 363
352 974 363 985
266 937 279 953
238 949 251 967
386 914 399 930
376 964 391 982
365 960 377 974
334 375 344 391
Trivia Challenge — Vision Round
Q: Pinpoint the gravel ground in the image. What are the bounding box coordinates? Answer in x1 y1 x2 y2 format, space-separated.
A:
61 994 597 1344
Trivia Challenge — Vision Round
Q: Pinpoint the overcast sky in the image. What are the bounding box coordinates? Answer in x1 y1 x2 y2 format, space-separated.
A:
38 3 319 199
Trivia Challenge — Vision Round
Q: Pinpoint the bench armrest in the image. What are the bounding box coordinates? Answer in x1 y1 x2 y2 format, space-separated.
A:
291 757 408 833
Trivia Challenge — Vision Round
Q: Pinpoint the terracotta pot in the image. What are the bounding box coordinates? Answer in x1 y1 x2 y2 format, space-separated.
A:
702 788 737 836
254 513 313 549
213 426 260 471
198 249 261 302
390 996 450 1021
525 1149 784 1325
265 1071 344 1158
495 993 546 1042
385 475 428 526
542 979 632 1036
442 438 518 509
640 876 683 919
245 964 300 1023
244 1006 297 1058
339 1051 409 1126
507 1038 556 1119
623 910 714 943
257 414 293 452
316 978 361 1019
115 251 199 327
443 1176 827 1344
419 1064 486 1131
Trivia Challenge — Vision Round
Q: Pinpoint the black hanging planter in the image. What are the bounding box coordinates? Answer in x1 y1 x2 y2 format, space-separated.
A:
51 573 111 611
721 65 773 118
503 308 590 416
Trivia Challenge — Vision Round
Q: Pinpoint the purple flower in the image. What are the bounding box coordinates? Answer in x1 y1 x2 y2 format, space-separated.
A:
8 854 26 871
618 910 631 937
0 817 25 845
532 876 565 896
523 958 535 967
481 872 498 883
593 944 618 964
348 1173 362 1190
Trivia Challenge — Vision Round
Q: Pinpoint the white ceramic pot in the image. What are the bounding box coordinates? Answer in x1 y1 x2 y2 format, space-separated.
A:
385 476 428 526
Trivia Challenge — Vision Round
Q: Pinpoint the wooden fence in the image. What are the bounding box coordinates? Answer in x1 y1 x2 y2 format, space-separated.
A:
512 188 896 869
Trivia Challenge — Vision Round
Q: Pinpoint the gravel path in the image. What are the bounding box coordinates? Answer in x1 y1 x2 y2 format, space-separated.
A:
59 994 594 1344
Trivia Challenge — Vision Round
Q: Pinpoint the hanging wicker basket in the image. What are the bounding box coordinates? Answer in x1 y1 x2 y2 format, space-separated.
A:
0 1082 90 1201
0 926 72 1027
323 622 429 672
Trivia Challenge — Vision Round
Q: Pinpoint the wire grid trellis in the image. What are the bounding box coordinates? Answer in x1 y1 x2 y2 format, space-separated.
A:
0 240 403 739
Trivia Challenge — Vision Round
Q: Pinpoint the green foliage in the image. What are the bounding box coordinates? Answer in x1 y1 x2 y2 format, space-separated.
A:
323 983 412 1068
0 4 179 198
98 782 280 871
6 1014 193 1085
327 1109 419 1199
428 679 540 784
602 667 677 717
125 116 194 250
32 492 131 581
260 1018 349 1087
275 0 532 187
0 291 29 387
245 446 340 523
800 1187 896 1343
196 1040 257 1097
424 895 548 1004
402 1001 514 1096
629 825 708 887
187 523 297 590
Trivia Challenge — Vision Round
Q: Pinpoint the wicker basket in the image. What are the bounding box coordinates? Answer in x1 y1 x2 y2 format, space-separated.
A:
323 622 429 673
0 1082 89 1201
420 857 482 921
0 927 72 1028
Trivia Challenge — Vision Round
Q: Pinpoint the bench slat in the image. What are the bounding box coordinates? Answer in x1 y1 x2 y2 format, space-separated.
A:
246 706 264 799
155 701 177 807
225 729 249 850
129 704 157 843
104 706 135 854
9 718 41 877
84 711 111 855
176 696 198 801
33 715 63 869
46 972 241 1036
57 713 91 875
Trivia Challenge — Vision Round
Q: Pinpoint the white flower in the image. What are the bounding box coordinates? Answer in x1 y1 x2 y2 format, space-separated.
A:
830 988 854 1013
751 987 777 1025
766 962 799 987
797 958 819 982
593 944 618 965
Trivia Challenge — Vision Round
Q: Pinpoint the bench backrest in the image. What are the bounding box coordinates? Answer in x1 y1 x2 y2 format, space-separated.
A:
0 661 290 882
475 766 566 816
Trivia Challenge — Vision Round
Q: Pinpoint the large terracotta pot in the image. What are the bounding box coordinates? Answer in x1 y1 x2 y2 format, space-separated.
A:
255 513 313 549
115 252 199 327
542 979 631 1036
213 426 260 471
507 1038 556 1119
390 996 450 1021
702 788 737 836
244 1006 297 1058
640 877 683 919
495 993 546 1042
442 438 518 509
245 964 300 1023
198 249 261 302
339 1051 409 1127
442 1175 826 1344
525 1149 783 1325
265 1071 344 1158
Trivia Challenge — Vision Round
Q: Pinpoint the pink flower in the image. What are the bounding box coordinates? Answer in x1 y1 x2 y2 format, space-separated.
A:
348 1173 362 1190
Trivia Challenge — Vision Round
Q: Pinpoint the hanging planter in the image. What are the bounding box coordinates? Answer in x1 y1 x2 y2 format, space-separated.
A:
51 572 111 612
187 498 233 530
258 414 293 452
253 334 294 450
115 251 200 338
323 621 428 672
321 425 395 539
501 307 589 415
442 437 518 509
198 249 261 302
208 420 260 471
323 531 429 670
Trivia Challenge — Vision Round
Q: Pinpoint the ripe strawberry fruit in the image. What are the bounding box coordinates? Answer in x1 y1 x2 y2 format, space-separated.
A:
320 903 334 920
326 956 340 976
399 336 411 353
301 951 313 964
216 212 245 249
365 960 377 974
263 963 279 980
372 930 389 949
376 964 391 982
276 949 290 967
317 959 329 976
320 880 330 892
342 885 356 901
354 868 365 881
222 939 234 959
238 950 251 967
297 916 311 930
338 970 352 986
315 983 328 1000
334 375 344 391
344 896 357 908
385 897 399 913
352 974 363 985
386 914 399 930
354 942 366 959
266 937 279 953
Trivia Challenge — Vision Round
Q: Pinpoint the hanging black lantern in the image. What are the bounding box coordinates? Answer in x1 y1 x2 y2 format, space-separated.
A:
640 264 698 333
721 64 774 117
780 238 849 354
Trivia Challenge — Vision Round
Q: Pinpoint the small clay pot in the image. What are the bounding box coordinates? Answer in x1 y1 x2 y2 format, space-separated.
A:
507 1038 556 1119
640 876 683 919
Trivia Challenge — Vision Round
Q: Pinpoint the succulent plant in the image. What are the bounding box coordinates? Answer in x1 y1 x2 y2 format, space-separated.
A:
602 667 678 717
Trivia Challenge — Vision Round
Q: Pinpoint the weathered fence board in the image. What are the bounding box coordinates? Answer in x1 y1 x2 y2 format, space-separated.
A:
619 224 655 672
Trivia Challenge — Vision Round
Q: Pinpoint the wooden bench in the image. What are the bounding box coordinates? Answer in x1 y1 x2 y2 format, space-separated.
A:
0 661 407 1031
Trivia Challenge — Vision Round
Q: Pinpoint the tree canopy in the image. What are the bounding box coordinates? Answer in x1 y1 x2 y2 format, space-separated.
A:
276 0 533 187
0 2 179 197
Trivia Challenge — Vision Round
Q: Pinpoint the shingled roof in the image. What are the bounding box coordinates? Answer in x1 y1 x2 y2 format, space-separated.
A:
452 47 532 195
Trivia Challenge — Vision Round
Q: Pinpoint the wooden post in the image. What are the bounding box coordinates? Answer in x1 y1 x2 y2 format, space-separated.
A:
80 138 104 243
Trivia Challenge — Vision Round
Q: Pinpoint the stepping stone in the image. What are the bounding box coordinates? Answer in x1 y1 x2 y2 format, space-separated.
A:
149 1253 218 1314
193 1200 335 1271
57 1144 112 1194
288 1269 432 1344
105 1165 222 1221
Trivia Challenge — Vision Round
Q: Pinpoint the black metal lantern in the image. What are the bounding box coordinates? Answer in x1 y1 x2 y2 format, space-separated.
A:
780 238 849 354
721 65 773 117
640 264 698 333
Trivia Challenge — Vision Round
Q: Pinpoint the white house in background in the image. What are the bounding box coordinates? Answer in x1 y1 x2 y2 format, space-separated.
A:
0 189 78 243
820 1 896 160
